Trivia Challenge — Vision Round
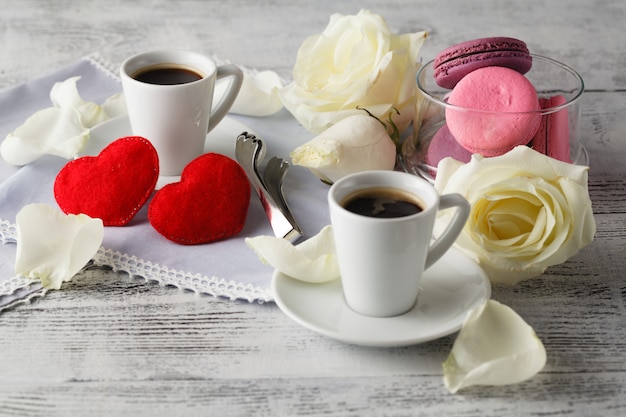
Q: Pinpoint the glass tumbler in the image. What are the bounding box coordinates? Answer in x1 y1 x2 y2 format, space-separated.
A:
401 54 586 180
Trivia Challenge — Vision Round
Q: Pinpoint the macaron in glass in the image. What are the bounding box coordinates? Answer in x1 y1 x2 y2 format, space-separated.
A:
528 95 571 162
402 38 585 177
445 66 542 156
426 124 472 167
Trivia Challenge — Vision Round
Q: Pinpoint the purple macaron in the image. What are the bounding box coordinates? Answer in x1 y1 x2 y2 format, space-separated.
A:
434 37 532 89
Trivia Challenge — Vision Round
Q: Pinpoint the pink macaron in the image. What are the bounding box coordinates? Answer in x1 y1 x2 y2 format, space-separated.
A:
426 124 472 167
445 66 542 156
529 95 571 162
434 37 532 89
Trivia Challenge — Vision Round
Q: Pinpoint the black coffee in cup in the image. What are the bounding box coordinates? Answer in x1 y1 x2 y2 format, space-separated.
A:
342 187 423 218
132 64 203 85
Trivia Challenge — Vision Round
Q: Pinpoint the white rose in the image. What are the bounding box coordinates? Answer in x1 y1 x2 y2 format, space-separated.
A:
434 146 596 284
279 9 427 134
290 113 397 184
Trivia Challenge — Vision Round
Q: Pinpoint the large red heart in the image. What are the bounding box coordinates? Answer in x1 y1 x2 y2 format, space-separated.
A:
54 136 159 226
148 153 251 245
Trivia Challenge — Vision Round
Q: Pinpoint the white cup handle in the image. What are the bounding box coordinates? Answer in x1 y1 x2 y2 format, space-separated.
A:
424 193 470 269
207 64 243 133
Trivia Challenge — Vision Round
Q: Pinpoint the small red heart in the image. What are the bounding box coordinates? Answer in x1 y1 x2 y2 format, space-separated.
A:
148 153 251 245
54 136 159 226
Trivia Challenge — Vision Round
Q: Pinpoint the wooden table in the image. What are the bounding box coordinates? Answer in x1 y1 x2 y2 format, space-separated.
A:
1 1 624 415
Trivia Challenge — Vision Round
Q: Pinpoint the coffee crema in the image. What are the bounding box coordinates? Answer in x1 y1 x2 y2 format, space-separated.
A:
341 187 424 218
132 64 203 85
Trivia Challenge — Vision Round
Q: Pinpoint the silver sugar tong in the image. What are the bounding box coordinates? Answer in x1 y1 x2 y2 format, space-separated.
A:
235 133 303 243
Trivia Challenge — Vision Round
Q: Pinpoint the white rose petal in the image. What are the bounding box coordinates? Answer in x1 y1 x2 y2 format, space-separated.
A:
1 77 120 166
15 204 104 290
290 114 397 183
221 70 283 116
245 225 339 283
443 300 547 393
279 9 427 134
101 93 128 119
50 76 84 108
50 76 110 127
434 146 596 284
1 106 89 165
0 133 45 167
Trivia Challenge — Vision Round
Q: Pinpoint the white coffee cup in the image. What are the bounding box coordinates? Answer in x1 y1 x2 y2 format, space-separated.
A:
328 170 470 317
120 50 243 176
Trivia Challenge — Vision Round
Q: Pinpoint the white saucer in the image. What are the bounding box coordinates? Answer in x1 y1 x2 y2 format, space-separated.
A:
272 247 491 347
87 116 252 189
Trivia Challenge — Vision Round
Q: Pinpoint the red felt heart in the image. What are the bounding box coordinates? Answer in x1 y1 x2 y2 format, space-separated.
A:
148 153 251 245
54 136 159 226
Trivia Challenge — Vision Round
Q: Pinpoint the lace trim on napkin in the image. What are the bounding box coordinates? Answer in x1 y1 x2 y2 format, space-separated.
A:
0 218 17 244
0 275 39 301
0 217 273 303
0 219 47 310
92 247 273 303
0 279 47 313
85 53 122 81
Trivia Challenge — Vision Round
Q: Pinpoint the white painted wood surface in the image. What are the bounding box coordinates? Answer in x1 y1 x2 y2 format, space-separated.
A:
1 0 625 415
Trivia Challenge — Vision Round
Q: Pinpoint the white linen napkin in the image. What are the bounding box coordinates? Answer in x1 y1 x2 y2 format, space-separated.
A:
0 55 330 305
